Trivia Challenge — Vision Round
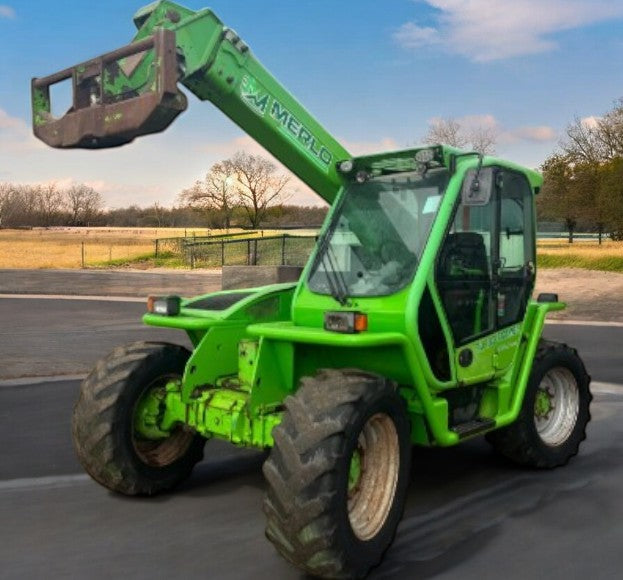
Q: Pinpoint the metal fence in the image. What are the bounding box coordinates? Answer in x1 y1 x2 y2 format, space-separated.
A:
155 231 253 256
536 233 602 240
183 234 317 269
156 230 608 270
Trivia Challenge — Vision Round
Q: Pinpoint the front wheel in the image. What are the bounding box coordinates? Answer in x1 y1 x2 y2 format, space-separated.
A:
72 341 205 495
487 340 591 468
262 369 411 579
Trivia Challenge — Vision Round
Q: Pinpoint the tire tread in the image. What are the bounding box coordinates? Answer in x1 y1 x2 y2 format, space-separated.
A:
72 341 204 495
263 369 409 578
487 339 591 468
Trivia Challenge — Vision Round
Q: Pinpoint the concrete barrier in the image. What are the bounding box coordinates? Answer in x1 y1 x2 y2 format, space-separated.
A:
0 268 221 297
221 265 303 289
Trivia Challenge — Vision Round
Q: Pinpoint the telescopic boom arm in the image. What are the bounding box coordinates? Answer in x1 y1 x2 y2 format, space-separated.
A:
31 1 350 203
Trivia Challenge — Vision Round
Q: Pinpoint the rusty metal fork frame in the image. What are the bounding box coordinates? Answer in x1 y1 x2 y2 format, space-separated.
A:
31 28 187 149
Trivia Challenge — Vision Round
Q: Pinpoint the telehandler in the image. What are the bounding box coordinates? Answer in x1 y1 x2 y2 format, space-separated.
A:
32 3 591 578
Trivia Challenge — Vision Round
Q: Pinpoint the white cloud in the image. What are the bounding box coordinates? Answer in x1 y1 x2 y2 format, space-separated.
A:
97 183 171 209
507 125 557 142
339 137 400 156
0 108 43 153
201 134 269 158
393 22 440 49
581 116 601 129
425 113 556 144
395 1 623 61
35 177 109 193
0 5 14 19
458 114 557 144
0 108 24 130
455 114 498 131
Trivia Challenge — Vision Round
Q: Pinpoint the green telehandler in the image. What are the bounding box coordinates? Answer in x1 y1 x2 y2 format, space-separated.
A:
32 3 591 578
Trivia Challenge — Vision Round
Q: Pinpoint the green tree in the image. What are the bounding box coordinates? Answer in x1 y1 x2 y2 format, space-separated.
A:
538 154 585 243
541 97 623 242
598 158 623 239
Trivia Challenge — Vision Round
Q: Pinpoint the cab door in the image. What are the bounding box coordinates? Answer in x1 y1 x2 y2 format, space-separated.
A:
435 166 535 385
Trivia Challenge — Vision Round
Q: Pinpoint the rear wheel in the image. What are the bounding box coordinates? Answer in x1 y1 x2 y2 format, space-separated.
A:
263 369 411 579
72 341 205 495
487 340 591 468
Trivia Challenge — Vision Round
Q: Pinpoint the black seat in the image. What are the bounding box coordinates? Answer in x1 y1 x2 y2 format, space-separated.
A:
438 232 489 281
437 232 490 342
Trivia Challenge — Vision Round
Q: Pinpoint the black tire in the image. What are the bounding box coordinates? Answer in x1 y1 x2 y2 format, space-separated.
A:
486 340 591 468
262 369 411 579
72 341 205 495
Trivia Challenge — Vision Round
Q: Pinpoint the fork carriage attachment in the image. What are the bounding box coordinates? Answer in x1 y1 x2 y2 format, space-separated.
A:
31 28 187 149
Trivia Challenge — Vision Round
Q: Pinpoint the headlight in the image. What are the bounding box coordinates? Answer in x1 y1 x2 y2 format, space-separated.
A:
147 295 181 316
337 159 355 173
415 148 435 163
324 311 368 333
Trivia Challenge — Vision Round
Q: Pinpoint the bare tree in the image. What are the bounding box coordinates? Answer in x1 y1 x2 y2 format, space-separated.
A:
14 185 38 226
150 202 164 227
598 99 623 159
561 116 605 163
423 117 497 154
228 152 290 228
179 161 238 229
64 183 103 226
423 117 468 149
0 184 45 227
181 152 290 228
36 183 65 226
562 99 623 163
468 124 497 156
0 182 15 227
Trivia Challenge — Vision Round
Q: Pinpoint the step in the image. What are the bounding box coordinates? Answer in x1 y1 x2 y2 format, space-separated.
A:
452 417 496 439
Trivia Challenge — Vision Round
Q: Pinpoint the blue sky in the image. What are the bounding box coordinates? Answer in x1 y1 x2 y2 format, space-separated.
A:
1 0 623 207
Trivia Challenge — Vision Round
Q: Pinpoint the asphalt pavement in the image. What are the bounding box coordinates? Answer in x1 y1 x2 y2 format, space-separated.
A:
1 297 622 579
0 297 188 378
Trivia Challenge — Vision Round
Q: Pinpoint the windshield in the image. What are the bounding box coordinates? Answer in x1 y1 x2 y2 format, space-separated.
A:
308 168 449 299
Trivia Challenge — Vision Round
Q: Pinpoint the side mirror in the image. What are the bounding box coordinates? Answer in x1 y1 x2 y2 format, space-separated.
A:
461 167 494 206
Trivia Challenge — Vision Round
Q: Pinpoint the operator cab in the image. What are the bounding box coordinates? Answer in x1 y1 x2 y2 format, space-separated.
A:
303 145 537 386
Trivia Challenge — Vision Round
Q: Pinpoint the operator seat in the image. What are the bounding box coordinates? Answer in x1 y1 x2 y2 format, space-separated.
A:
437 232 490 343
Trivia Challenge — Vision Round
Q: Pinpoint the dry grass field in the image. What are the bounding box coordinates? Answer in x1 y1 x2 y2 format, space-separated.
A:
1 228 622 270
0 227 215 268
0 227 298 269
537 238 623 271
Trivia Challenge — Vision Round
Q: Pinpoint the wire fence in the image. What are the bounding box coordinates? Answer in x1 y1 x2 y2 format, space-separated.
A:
536 233 604 240
159 231 607 270
182 234 317 269
155 231 254 256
